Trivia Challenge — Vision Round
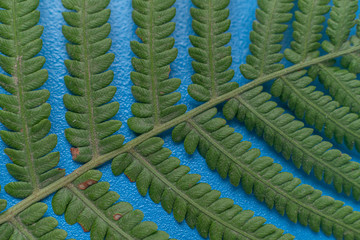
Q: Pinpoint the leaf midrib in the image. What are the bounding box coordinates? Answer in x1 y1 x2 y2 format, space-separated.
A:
9 217 36 240
68 184 135 240
279 75 360 144
300 0 318 62
319 63 360 112
12 0 39 192
187 118 360 235
129 149 259 240
235 92 360 197
149 0 161 126
1 44 360 224
259 0 278 78
207 1 216 99
82 0 100 157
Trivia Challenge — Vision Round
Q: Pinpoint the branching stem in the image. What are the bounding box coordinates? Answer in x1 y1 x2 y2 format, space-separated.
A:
1 44 360 224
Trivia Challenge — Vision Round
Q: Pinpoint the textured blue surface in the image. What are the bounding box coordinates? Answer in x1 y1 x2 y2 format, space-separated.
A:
0 0 360 239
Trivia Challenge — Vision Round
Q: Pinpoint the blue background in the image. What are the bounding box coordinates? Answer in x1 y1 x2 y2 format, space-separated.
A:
1 0 360 239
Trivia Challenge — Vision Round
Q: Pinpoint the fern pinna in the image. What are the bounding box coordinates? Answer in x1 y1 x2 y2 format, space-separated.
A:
1 0 360 239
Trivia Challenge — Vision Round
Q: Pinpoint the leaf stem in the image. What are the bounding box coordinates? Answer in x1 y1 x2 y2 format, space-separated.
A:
1 44 360 224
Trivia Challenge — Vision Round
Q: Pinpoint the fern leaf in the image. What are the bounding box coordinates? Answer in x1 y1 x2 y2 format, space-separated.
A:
112 137 293 240
340 22 360 73
128 0 187 134
284 0 330 64
174 108 360 239
0 202 68 240
223 86 360 201
0 0 65 198
52 170 173 240
240 0 294 79
303 1 360 114
317 66 360 113
271 70 360 151
242 0 360 151
62 0 125 163
187 0 238 102
322 0 358 53
0 187 6 213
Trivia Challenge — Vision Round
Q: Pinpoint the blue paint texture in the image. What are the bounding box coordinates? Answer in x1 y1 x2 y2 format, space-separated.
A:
0 0 359 239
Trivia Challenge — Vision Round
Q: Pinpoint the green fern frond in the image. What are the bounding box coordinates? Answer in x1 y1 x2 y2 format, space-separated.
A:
284 0 330 63
284 0 360 114
0 187 7 213
0 0 65 198
242 0 360 151
62 0 125 163
52 170 173 240
187 0 238 102
317 66 360 113
0 202 68 240
322 0 358 53
173 108 360 239
128 0 187 134
311 1 360 113
240 0 294 79
111 137 293 240
223 86 360 201
340 21 360 73
271 70 360 151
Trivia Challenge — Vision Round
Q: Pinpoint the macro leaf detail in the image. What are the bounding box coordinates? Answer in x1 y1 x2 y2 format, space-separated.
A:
62 0 125 163
188 0 238 102
128 0 187 134
0 0 64 198
2 0 360 239
112 137 293 240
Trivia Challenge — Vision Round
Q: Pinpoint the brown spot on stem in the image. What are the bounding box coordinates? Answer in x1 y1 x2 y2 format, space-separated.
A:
113 214 122 221
77 179 97 190
70 148 80 160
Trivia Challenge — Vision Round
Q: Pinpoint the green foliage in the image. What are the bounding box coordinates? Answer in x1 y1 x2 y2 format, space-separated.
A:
0 187 6 213
240 0 294 79
340 23 360 73
128 0 187 134
62 0 125 163
224 85 360 201
112 137 293 240
271 69 360 151
0 0 64 198
188 0 238 102
52 170 172 240
0 202 68 240
314 1 360 113
323 0 358 52
2 0 360 239
173 108 360 239
317 66 360 113
284 0 330 63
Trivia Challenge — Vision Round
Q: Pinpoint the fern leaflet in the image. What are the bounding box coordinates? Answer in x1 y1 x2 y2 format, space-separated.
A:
52 170 173 240
173 108 360 239
62 0 124 163
188 0 238 102
314 1 360 113
112 137 293 240
0 202 68 240
240 0 294 79
0 0 65 198
128 0 187 134
284 0 330 63
271 69 360 151
225 85 360 200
